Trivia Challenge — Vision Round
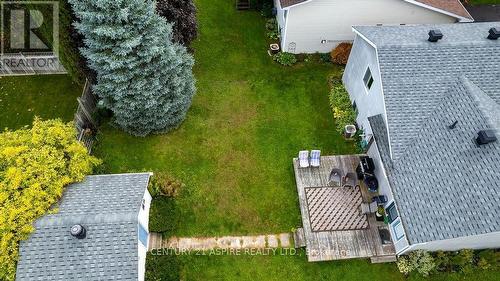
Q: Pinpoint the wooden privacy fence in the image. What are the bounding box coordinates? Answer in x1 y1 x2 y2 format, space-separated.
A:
75 79 98 153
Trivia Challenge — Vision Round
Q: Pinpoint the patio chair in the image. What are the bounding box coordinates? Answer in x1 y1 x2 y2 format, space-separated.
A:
298 150 309 168
342 172 358 188
310 150 321 167
328 168 343 187
360 201 378 215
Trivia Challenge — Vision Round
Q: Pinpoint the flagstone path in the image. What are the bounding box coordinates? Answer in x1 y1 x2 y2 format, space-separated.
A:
148 232 292 251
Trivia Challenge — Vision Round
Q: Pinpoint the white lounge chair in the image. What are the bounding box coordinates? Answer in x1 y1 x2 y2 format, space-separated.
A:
310 150 321 167
298 150 309 168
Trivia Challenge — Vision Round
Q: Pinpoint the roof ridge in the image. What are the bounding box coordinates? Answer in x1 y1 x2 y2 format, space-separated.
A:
460 76 500 132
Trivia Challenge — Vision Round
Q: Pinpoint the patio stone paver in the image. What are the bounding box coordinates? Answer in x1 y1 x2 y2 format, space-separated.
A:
267 235 279 248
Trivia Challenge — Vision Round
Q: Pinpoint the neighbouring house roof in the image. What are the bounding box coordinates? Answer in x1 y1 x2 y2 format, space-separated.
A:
279 0 472 21
355 22 500 243
406 0 473 20
279 0 308 8
15 173 152 281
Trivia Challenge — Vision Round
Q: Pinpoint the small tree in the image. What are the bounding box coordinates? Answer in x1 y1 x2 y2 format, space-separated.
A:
0 118 100 280
70 0 196 136
156 0 198 47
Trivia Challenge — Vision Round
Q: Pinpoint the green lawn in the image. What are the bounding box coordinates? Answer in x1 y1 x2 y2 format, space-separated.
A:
0 75 82 130
147 252 500 281
468 0 500 5
94 0 355 237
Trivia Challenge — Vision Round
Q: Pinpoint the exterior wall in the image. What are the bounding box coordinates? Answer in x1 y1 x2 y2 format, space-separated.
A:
367 140 409 254
138 189 152 281
404 231 500 253
282 0 455 53
343 35 385 135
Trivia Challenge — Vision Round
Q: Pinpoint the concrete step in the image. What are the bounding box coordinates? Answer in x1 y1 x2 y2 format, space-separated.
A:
293 228 306 248
370 255 397 263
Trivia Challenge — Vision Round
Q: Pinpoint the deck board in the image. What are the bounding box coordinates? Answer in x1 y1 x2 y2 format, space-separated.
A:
293 155 396 262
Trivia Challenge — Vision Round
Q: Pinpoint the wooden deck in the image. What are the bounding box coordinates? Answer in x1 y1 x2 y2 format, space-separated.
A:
293 155 396 262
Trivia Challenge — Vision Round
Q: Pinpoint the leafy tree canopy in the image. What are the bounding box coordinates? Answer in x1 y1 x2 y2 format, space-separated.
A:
156 0 198 47
0 118 100 280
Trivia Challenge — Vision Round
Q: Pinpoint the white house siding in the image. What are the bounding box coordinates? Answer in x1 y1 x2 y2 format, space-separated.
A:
404 231 500 253
367 140 409 254
138 189 152 281
282 0 455 53
343 35 385 135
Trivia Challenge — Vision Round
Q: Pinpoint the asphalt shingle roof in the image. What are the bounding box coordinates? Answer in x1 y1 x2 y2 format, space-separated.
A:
391 77 500 243
279 0 472 20
15 173 151 281
354 23 500 243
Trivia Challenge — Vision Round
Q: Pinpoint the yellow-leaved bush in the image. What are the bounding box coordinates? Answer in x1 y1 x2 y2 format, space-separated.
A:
0 118 101 280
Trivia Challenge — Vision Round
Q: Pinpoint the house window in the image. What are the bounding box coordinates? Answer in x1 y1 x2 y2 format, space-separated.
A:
352 101 358 114
138 223 149 247
142 199 146 210
363 67 374 91
284 10 288 20
386 202 399 224
392 220 405 241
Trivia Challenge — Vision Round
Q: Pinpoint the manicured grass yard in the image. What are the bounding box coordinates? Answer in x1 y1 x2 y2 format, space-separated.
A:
1 0 497 280
94 0 355 237
0 75 82 130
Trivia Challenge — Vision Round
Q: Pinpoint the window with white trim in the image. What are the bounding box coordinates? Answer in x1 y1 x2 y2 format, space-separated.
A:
363 67 374 91
392 220 405 241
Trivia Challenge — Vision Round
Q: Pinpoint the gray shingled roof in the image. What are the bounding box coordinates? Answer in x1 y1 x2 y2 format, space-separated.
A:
16 173 151 281
391 77 500 243
368 115 393 171
355 23 500 243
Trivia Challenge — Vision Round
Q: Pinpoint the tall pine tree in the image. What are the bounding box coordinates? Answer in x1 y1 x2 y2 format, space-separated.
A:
69 0 196 136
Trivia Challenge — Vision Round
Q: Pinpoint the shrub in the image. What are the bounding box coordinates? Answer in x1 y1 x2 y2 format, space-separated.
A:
266 18 277 31
0 118 100 280
329 78 356 134
156 0 198 47
150 173 184 198
273 52 297 66
477 249 499 270
148 197 179 235
451 249 475 273
267 30 280 40
330 43 353 65
70 0 196 136
397 250 436 277
145 252 180 281
434 250 452 272
319 53 332 63
259 0 274 17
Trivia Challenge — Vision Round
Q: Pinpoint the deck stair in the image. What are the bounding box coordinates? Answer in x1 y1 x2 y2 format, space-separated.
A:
293 228 306 248
236 0 250 10
370 255 398 263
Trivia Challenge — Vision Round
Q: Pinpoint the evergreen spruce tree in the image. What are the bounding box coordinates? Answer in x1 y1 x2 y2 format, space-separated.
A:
69 0 196 136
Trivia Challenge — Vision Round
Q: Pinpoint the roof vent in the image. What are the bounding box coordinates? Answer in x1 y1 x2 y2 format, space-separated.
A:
70 224 86 239
428 29 443 42
487 28 500 40
448 121 459 130
476 130 497 146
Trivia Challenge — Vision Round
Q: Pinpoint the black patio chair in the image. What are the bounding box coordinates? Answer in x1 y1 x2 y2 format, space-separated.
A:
328 168 343 187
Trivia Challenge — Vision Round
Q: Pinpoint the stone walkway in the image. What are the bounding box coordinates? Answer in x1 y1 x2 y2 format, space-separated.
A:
148 232 292 251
